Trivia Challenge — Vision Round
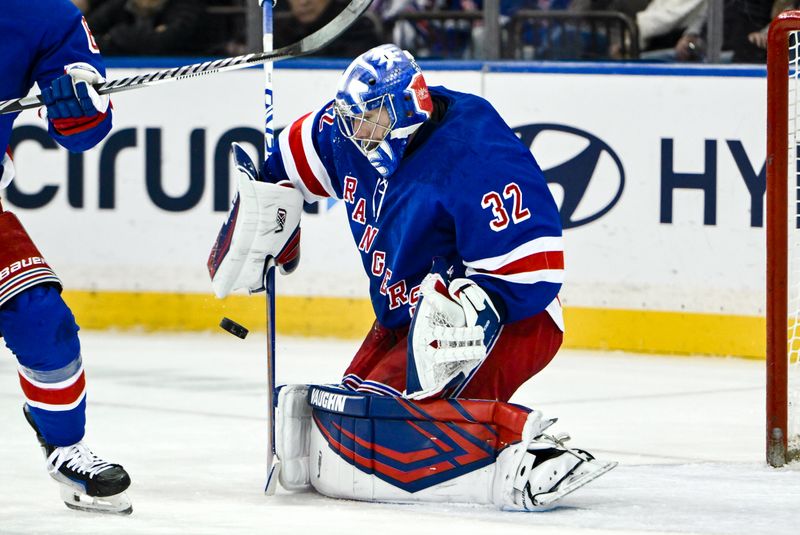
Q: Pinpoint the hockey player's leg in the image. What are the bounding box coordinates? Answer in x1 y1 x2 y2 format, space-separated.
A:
0 211 131 514
22 403 132 515
457 309 562 401
274 384 615 509
341 320 407 396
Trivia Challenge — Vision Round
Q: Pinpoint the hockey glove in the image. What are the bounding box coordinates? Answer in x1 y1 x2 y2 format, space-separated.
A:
207 143 303 298
406 260 502 399
41 63 110 136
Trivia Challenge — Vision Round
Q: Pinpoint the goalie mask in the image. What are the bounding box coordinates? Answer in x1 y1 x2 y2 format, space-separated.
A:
334 44 433 177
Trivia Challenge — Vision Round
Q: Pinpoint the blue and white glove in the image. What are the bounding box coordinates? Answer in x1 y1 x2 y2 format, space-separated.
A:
406 259 502 399
41 63 109 135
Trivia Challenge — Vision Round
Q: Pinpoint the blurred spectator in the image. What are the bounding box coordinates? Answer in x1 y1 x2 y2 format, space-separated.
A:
747 0 795 49
573 0 650 19
632 0 707 58
70 0 91 13
376 0 483 59
87 0 225 56
381 0 631 60
721 0 775 62
498 0 639 60
275 0 382 57
740 0 793 59
676 0 779 62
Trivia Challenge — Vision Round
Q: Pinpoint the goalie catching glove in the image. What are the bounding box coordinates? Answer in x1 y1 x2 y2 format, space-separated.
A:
406 258 502 399
207 143 303 298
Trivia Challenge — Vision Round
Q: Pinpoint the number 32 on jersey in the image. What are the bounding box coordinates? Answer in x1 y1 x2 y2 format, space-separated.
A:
481 182 531 231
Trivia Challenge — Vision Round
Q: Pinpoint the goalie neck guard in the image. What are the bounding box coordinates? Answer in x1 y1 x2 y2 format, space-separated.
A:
334 44 433 177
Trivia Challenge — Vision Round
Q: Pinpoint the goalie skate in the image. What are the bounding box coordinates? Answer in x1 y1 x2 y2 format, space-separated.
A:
516 434 617 511
24 406 132 515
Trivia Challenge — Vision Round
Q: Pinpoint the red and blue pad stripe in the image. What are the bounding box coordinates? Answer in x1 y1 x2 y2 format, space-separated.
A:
309 385 530 493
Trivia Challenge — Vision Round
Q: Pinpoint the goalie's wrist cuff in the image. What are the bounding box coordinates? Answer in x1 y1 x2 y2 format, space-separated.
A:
482 286 507 323
455 278 507 324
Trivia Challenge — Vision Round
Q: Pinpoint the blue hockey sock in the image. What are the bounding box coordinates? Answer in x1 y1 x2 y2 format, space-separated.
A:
0 285 85 446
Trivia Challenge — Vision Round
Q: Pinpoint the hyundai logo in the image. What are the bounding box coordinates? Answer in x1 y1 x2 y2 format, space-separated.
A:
513 124 625 229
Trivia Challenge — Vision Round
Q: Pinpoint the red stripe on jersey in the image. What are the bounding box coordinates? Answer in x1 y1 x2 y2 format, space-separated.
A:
288 113 328 197
18 371 86 406
475 250 564 276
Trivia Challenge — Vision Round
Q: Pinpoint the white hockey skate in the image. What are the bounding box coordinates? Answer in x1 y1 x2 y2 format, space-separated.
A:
494 411 616 511
512 432 617 511
24 406 132 515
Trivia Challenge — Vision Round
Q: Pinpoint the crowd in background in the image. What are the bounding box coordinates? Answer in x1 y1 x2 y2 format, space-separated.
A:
70 0 794 62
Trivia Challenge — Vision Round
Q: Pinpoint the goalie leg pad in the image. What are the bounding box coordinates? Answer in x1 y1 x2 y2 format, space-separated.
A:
301 385 615 509
0 210 62 308
307 385 529 505
275 384 313 491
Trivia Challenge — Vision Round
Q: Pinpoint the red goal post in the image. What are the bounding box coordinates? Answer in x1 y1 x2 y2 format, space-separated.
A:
767 10 800 467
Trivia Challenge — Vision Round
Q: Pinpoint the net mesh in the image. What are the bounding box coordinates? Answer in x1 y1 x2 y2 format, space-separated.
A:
786 31 800 459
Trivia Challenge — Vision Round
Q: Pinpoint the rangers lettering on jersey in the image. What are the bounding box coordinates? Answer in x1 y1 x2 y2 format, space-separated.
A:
262 87 564 330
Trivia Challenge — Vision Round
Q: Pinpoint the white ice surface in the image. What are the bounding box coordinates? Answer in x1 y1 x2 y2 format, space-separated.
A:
1 331 798 535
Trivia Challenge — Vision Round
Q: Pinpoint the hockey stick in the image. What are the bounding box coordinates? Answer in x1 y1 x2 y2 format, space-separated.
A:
263 261 279 495
0 0 372 115
261 0 280 497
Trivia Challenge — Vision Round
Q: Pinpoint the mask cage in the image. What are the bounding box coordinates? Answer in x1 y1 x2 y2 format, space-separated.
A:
334 94 397 155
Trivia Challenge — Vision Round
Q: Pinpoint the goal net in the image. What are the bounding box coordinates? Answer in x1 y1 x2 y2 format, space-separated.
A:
767 11 800 467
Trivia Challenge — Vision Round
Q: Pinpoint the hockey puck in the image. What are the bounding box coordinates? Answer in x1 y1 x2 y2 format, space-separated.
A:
220 317 249 339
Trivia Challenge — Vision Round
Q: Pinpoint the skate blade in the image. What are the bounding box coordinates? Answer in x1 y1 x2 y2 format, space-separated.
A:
60 486 133 515
531 459 617 509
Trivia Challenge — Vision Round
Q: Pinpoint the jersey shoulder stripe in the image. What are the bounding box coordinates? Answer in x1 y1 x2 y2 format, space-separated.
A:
278 108 337 201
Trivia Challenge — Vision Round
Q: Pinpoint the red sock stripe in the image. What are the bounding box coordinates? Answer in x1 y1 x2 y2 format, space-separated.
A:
18 370 86 406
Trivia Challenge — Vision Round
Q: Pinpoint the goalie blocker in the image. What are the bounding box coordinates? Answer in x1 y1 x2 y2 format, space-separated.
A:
275 384 616 510
207 143 303 298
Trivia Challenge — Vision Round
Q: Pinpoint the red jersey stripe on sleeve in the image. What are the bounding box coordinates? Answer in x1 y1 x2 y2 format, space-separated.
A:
287 112 329 198
473 250 564 276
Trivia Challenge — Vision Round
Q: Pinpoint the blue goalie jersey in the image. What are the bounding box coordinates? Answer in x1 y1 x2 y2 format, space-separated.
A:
264 86 564 330
0 0 111 187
